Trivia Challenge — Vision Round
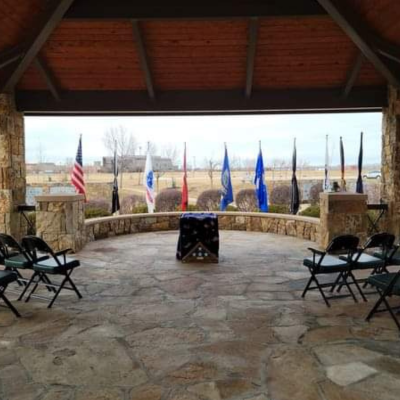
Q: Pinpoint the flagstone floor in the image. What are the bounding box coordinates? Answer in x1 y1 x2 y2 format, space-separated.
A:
1 231 400 400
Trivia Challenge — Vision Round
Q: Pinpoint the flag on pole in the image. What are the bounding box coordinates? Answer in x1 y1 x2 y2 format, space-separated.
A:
111 143 120 214
340 136 346 192
356 131 364 194
71 134 86 199
181 142 188 211
254 142 268 212
290 138 300 215
143 145 155 213
323 134 330 192
220 143 233 211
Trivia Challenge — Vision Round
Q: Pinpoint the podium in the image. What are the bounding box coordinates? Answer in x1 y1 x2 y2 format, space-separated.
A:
176 213 219 263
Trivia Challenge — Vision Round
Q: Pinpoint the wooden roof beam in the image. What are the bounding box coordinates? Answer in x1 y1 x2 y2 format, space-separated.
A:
1 0 75 93
316 0 400 88
0 47 24 70
342 52 364 98
245 18 259 99
34 56 61 102
65 0 326 19
132 20 155 100
15 87 387 115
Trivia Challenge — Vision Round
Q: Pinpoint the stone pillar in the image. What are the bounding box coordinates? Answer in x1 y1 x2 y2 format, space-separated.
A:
35 194 85 252
381 86 400 237
319 193 368 248
0 93 26 240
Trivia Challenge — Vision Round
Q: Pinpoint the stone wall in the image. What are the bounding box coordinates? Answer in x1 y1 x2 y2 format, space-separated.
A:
319 193 368 248
85 212 320 243
0 94 26 239
381 86 400 237
36 194 85 252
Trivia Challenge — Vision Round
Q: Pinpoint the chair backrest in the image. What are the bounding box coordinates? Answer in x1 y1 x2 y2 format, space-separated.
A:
22 236 56 263
326 235 359 254
0 233 25 260
363 232 395 250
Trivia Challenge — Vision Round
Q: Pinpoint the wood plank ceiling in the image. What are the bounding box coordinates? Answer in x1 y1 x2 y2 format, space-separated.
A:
0 0 399 114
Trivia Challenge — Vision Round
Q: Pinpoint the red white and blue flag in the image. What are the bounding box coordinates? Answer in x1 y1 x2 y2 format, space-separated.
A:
71 135 86 199
143 147 155 213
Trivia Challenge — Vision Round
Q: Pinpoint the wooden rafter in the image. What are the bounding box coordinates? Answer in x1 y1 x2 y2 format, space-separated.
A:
342 52 364 98
0 47 24 70
34 56 61 101
245 18 259 99
15 87 387 115
65 0 326 19
131 20 155 100
1 0 74 93
316 0 400 88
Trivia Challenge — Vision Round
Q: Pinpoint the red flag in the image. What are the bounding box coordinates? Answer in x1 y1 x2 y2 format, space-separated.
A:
181 142 188 211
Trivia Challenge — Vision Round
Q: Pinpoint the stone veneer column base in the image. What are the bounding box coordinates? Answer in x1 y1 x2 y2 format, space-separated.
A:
36 194 85 252
319 193 368 248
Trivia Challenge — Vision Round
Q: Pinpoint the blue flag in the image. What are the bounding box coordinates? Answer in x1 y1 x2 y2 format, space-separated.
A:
220 145 233 211
254 147 268 212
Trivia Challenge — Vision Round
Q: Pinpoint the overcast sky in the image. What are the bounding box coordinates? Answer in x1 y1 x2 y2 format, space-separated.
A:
25 112 382 167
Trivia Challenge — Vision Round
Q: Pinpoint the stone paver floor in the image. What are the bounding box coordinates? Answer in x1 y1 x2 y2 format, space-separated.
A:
1 231 400 400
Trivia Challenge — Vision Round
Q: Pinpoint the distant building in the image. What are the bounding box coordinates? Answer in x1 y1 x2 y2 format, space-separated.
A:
101 155 175 172
26 162 64 174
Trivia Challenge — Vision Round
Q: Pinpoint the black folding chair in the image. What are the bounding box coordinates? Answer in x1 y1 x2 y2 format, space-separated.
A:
0 270 20 317
366 270 400 331
302 235 361 307
0 233 55 300
337 233 395 296
21 236 82 308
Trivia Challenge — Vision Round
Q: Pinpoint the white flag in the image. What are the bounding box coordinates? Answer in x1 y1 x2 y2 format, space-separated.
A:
143 150 155 213
324 134 330 192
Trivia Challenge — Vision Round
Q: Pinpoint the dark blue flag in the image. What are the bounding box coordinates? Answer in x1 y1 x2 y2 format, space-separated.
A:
290 138 300 215
254 145 268 212
220 144 233 211
356 131 364 194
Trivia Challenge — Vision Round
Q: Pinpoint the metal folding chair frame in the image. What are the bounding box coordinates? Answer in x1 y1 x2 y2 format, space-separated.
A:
0 281 21 317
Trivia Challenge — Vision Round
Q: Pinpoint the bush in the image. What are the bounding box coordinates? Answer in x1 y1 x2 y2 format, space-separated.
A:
196 189 221 211
309 182 323 205
299 205 320 218
132 204 149 214
155 189 182 212
84 199 111 219
121 194 145 214
270 184 302 205
177 204 199 212
236 189 257 212
268 204 290 214
270 185 291 205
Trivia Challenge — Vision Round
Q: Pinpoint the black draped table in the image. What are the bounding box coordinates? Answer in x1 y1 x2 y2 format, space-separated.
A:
176 213 219 263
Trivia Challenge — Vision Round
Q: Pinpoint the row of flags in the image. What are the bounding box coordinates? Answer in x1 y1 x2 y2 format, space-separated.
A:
70 132 366 215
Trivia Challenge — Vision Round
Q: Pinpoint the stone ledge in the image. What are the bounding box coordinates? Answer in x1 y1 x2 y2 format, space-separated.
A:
85 212 320 243
35 194 84 202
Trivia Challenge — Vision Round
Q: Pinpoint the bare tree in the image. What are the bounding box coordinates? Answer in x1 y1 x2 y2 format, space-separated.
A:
204 157 220 188
161 143 179 168
103 125 137 189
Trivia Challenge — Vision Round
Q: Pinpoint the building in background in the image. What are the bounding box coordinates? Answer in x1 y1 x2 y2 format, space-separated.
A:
101 155 175 172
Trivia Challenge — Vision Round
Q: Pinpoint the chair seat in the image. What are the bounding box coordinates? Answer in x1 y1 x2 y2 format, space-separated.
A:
33 257 80 274
303 255 350 273
339 253 383 269
367 273 400 296
5 254 32 269
0 270 18 286
373 251 400 266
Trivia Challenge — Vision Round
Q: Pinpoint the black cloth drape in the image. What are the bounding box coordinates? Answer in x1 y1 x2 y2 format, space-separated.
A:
356 132 364 194
290 139 300 215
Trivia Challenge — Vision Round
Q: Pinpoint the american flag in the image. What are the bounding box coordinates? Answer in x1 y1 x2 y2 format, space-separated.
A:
71 135 86 198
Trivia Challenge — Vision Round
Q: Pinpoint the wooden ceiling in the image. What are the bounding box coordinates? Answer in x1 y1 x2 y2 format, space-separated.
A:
0 0 399 114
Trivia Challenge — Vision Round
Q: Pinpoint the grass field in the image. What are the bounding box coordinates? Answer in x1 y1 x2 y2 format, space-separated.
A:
27 168 366 203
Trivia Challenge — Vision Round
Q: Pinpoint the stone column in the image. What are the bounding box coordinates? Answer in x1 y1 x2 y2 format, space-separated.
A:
381 86 400 237
0 93 26 240
35 194 85 252
319 193 368 248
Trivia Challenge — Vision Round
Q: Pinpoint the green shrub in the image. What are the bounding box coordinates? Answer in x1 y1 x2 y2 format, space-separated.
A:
268 204 290 214
226 205 238 212
299 205 320 218
176 204 199 212
155 189 182 212
132 205 149 214
85 208 111 219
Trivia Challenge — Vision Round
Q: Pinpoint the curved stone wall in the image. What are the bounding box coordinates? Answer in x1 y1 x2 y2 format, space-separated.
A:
85 212 320 243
